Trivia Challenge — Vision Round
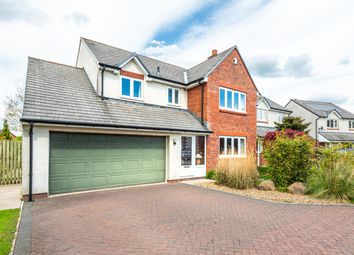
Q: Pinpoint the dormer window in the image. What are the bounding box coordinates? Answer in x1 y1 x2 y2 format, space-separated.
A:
121 77 142 99
327 119 338 129
168 87 179 105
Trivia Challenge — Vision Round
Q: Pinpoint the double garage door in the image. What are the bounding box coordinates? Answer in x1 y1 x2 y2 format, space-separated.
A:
49 132 166 195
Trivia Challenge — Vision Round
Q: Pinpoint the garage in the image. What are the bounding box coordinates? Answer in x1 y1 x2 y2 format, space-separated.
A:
49 132 166 195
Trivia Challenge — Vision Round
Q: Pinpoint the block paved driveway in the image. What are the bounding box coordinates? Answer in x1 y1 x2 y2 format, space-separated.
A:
29 183 353 255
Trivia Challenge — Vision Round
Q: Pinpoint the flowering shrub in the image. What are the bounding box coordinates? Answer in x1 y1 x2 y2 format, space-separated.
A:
264 129 305 142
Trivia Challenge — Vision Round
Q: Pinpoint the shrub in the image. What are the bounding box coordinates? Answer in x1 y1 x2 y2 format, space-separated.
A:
206 170 215 180
264 129 305 142
307 145 354 201
215 153 258 189
263 133 314 190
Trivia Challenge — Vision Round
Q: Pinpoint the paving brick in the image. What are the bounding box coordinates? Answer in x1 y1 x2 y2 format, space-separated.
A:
28 183 354 254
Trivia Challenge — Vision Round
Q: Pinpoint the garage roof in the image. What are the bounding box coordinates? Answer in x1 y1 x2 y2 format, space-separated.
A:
319 132 354 142
21 57 211 133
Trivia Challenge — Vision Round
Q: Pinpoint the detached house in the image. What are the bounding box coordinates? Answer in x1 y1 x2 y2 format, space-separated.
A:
21 38 257 199
286 99 354 144
256 95 291 165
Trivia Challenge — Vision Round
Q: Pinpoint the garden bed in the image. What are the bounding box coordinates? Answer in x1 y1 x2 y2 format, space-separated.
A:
194 181 351 205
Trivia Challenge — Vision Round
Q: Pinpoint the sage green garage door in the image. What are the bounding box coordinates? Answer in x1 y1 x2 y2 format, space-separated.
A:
49 132 166 195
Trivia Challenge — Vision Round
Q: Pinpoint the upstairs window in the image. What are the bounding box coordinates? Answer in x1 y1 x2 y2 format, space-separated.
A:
168 87 180 105
121 77 142 99
349 120 354 129
257 109 268 122
327 119 338 128
219 87 246 112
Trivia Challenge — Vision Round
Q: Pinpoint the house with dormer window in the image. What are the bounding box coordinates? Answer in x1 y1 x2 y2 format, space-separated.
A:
21 37 258 199
256 95 291 165
285 99 354 144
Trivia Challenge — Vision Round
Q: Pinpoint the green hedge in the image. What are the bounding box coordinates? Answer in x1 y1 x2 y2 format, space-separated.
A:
264 135 314 190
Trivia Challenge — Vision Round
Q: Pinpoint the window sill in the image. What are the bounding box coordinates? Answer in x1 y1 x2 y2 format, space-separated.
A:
120 96 144 102
219 155 247 158
167 103 181 108
257 120 268 123
326 128 339 130
219 109 247 116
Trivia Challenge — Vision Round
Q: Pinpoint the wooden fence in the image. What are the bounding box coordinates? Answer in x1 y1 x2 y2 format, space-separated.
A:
0 140 22 185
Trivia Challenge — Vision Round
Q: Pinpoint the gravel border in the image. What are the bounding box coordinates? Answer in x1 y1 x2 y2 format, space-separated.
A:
191 180 352 205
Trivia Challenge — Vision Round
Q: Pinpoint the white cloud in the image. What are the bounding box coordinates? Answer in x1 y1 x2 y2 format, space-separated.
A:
0 0 207 123
1 0 354 129
64 12 90 26
147 0 354 112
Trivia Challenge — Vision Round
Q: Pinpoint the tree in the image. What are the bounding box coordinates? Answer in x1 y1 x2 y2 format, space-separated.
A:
275 116 311 133
0 119 12 140
3 87 24 133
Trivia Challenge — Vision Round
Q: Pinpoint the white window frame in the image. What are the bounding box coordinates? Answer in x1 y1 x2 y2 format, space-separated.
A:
257 109 268 122
349 120 354 129
327 119 338 129
167 87 180 106
219 87 247 113
181 135 206 167
219 136 247 158
120 75 143 100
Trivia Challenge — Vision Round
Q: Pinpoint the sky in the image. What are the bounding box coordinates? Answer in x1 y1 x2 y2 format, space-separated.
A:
0 0 354 128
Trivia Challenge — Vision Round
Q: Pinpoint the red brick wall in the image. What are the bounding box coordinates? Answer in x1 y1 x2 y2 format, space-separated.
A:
188 48 257 171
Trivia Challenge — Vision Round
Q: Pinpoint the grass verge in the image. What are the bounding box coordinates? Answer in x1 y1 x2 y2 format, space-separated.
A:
0 208 20 255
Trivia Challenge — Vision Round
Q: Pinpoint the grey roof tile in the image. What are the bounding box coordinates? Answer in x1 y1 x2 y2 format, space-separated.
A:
319 132 354 142
82 38 235 84
262 96 291 112
22 57 211 133
293 99 354 119
257 126 276 137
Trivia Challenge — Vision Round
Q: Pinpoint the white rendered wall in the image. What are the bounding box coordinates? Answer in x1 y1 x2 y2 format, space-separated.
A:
286 101 317 138
102 60 188 109
76 40 99 92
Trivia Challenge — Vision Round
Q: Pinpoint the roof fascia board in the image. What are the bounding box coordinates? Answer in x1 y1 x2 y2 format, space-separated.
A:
20 118 213 134
329 109 342 119
204 47 235 79
259 96 271 109
146 77 188 89
118 56 149 76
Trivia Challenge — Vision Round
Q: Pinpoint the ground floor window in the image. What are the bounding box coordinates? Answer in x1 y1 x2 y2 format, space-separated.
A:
219 136 246 157
181 136 206 166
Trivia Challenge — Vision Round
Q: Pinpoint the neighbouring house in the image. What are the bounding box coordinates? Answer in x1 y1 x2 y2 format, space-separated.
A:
256 95 291 166
286 99 354 145
21 38 258 199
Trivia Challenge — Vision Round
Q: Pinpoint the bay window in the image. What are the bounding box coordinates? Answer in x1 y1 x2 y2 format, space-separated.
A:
219 87 246 112
121 77 142 99
219 136 246 157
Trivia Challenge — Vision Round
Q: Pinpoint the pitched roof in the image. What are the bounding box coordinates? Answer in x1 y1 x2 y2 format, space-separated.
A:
81 38 236 85
257 126 276 137
21 57 211 133
291 99 354 119
319 132 354 142
260 96 291 112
